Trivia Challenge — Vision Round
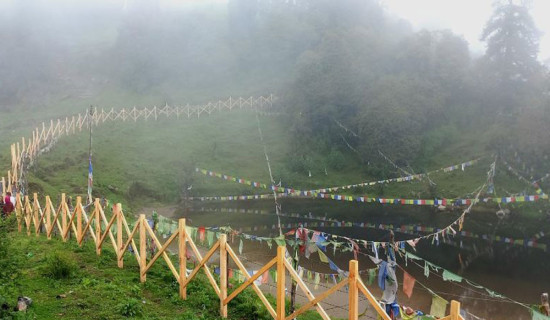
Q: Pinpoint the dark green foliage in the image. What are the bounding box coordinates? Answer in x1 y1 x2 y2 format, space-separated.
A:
116 298 143 317
43 251 77 279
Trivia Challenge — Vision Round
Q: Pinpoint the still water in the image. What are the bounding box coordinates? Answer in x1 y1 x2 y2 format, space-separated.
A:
172 199 550 320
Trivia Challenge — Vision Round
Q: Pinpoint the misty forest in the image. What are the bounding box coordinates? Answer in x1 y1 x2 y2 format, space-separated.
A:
1 1 550 320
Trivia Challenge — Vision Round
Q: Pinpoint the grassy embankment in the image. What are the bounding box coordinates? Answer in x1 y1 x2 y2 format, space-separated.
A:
0 217 325 320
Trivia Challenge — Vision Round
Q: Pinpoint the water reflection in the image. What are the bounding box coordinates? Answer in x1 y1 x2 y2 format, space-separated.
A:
173 199 550 319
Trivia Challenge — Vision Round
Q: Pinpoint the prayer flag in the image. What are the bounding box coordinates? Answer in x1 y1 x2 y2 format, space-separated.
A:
403 271 415 298
430 295 448 318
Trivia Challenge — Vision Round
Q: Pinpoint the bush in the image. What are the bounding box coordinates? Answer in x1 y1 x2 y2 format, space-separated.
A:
116 298 143 317
43 251 77 279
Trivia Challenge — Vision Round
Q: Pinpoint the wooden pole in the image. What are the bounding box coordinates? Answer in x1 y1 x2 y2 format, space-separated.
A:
349 260 359 320
32 193 39 236
450 300 460 320
45 196 52 239
276 245 286 320
1 177 5 199
140 214 147 283
61 194 67 241
117 204 123 268
94 198 101 255
77 198 82 245
178 218 187 299
220 233 228 318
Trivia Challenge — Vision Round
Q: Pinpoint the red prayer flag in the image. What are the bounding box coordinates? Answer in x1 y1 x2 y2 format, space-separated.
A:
403 271 415 298
261 270 269 284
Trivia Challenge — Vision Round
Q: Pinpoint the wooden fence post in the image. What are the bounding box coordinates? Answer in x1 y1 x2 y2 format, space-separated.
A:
94 198 101 255
276 245 286 320
77 198 82 245
117 204 123 268
450 300 460 320
45 196 52 239
32 193 39 236
178 218 187 299
349 260 359 320
220 233 228 318
61 194 67 241
1 177 5 199
140 214 147 283
24 195 30 235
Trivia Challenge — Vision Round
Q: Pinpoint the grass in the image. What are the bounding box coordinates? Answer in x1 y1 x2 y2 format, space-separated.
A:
0 217 326 320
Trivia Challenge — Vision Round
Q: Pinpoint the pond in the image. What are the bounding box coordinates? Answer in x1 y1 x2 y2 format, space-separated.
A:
168 198 550 320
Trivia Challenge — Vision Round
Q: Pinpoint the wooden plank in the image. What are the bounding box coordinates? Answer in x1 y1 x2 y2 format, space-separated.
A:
119 222 139 257
224 257 276 305
349 260 358 320
283 258 330 320
226 245 276 319
140 215 147 282
220 234 228 318
117 204 123 268
142 229 179 279
61 194 67 241
144 222 180 281
285 279 349 320
120 213 141 264
95 198 101 254
181 236 221 297
450 300 460 320
276 246 286 320
178 219 187 299
98 204 118 253
357 278 391 320
97 209 117 249
77 201 82 244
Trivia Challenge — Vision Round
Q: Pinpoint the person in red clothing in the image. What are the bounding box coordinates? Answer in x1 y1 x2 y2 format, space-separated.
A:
2 192 14 217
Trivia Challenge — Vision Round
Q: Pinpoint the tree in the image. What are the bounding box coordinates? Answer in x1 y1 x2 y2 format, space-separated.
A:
481 0 541 84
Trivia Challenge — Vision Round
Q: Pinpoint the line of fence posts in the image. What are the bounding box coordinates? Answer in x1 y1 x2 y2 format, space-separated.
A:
7 192 465 320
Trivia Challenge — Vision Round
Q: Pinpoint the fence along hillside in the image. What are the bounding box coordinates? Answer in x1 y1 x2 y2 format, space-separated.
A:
1 95 466 319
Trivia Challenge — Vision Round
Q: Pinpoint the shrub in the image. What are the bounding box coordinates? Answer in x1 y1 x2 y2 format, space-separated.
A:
116 298 143 317
43 251 77 279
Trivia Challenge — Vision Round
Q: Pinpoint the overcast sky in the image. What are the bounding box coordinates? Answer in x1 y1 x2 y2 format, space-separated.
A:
380 0 550 61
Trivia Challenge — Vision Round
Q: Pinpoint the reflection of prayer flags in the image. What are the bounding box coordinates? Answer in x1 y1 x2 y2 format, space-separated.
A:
430 295 448 318
199 227 205 243
207 231 214 247
239 239 244 255
318 249 329 263
532 309 550 320
314 272 320 289
403 271 415 298
424 261 430 278
442 270 463 283
269 269 277 283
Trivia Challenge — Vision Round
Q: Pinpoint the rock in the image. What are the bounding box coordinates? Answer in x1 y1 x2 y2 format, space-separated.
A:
56 294 66 299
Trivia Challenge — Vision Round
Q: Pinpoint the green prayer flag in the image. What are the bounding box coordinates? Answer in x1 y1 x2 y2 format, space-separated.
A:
318 249 329 263
274 235 286 247
430 295 448 318
207 231 215 247
367 268 376 286
532 308 550 320
424 261 430 278
269 269 277 283
442 270 462 283
314 272 320 289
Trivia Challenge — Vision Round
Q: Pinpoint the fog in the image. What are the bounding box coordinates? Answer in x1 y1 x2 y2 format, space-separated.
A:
1 0 549 170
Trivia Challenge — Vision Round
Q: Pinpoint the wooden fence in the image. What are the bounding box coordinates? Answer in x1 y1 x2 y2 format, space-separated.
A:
5 192 466 320
2 95 274 195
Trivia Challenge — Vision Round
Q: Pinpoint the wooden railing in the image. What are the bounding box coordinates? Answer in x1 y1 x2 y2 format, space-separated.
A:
4 192 466 320
2 95 275 193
